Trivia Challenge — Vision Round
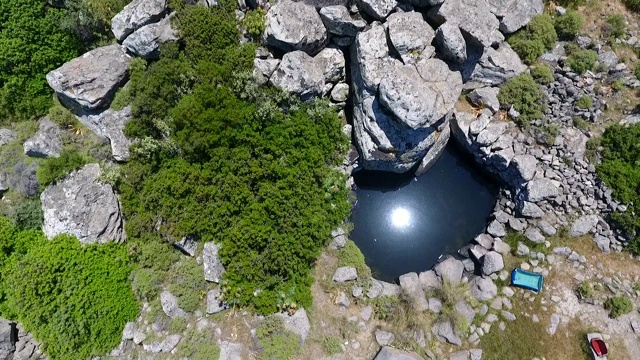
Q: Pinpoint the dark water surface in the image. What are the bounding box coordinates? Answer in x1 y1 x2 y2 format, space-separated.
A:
350 145 499 282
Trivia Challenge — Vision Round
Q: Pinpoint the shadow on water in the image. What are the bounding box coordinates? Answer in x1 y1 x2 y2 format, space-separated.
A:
350 143 499 283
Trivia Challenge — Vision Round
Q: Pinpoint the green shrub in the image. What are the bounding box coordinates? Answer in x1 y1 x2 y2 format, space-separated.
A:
174 328 221 360
604 296 633 318
605 14 626 39
531 64 555 84
169 317 188 334
498 73 544 126
322 336 343 355
541 124 560 145
8 197 43 230
36 148 90 188
338 240 372 279
1 234 138 360
256 316 302 360
611 79 625 91
48 98 79 129
577 281 594 298
554 10 584 40
243 9 266 39
567 49 598 74
168 259 208 312
508 14 557 64
573 117 589 131
576 95 593 109
623 0 640 12
130 268 163 301
556 0 587 7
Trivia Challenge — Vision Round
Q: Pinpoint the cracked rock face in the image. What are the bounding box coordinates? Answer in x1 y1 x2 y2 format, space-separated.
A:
264 0 328 55
46 45 131 112
78 106 133 162
122 15 178 59
428 0 504 47
111 0 167 42
23 117 62 158
41 164 126 244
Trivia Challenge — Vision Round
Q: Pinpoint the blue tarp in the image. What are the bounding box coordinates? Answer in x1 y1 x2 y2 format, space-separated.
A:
511 268 544 292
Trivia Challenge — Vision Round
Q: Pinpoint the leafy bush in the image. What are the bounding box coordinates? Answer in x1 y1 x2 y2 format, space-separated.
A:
1 233 138 359
531 64 555 84
36 148 90 188
554 10 584 40
567 49 598 74
168 259 208 312
605 14 626 39
338 240 372 279
9 197 43 230
576 95 593 109
498 73 544 126
611 79 625 92
59 0 129 44
623 0 640 12
256 316 302 360
0 0 80 123
243 9 266 39
604 296 633 318
577 281 594 298
508 14 557 64
322 336 343 355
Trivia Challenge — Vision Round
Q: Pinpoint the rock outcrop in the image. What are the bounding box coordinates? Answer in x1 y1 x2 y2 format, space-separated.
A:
122 15 178 59
46 45 131 112
269 51 325 100
319 5 366 37
373 346 423 360
460 42 527 89
203 241 225 283
41 163 126 244
264 0 328 55
428 0 504 47
23 117 62 158
385 12 435 64
111 0 168 42
0 129 16 147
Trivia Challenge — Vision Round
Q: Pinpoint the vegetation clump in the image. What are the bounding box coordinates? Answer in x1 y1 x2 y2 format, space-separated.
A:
577 281 594 299
256 316 302 360
554 10 584 40
623 0 640 12
566 49 598 74
531 64 555 84
338 240 372 279
508 14 557 64
36 148 90 189
498 73 544 127
604 296 633 318
605 14 626 39
576 95 593 109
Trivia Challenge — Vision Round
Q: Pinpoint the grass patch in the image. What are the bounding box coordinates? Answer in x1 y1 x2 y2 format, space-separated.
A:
321 336 343 355
256 316 302 360
503 230 549 255
338 240 371 279
576 95 593 109
174 327 221 360
369 294 433 351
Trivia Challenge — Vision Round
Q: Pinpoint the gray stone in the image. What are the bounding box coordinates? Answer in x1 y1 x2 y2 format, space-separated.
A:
41 164 125 243
269 51 324 100
319 5 366 37
598 51 619 68
501 310 516 321
264 0 328 55
361 306 373 321
525 179 559 202
518 201 544 218
386 12 435 64
470 276 497 301
330 83 350 103
333 266 358 282
482 251 504 275
450 350 469 360
509 154 537 183
79 106 133 161
435 23 467 64
498 0 544 34
161 290 187 318
429 0 503 47
23 117 62 158
455 300 476 324
517 242 530 256
470 349 483 360
206 288 226 314
111 0 167 42
375 330 395 346
0 129 16 148
434 257 464 283
570 215 599 237
46 45 131 111
399 272 429 311
219 341 243 360
537 220 556 236
492 239 511 254
419 270 442 290
174 235 198 256
253 58 280 85
356 0 397 21
315 47 345 83
429 297 443 313
525 227 545 243
468 87 500 113
161 335 181 352
475 233 494 250
203 241 225 283
432 321 462 346
123 15 178 59
594 235 610 253
461 43 527 88
374 346 423 360
122 322 135 341
487 220 506 237
276 308 310 343
0 319 15 360
335 292 350 307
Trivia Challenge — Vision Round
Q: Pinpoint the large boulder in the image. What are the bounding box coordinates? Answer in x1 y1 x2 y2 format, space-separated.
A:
493 0 544 34
432 320 462 346
356 0 397 21
433 257 464 283
46 45 131 112
319 5 366 37
264 0 328 55
481 251 504 275
525 178 559 203
469 276 497 301
0 319 15 360
111 0 167 42
385 12 435 64
23 117 62 158
399 272 428 311
428 0 503 47
78 106 133 162
41 164 126 244
315 47 346 83
570 215 599 237
459 42 526 89
373 346 423 360
269 51 325 100
122 15 178 59
275 308 311 343
203 241 225 283
435 23 467 64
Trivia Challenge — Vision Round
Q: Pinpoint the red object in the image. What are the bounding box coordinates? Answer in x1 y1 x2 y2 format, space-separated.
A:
591 338 609 356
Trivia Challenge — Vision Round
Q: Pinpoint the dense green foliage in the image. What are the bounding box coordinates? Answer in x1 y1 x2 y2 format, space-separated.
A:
498 73 544 127
508 14 557 64
605 14 626 39
174 328 221 359
338 240 372 279
256 316 302 360
0 0 80 122
36 148 90 188
59 0 128 43
567 49 598 74
0 219 138 359
531 64 555 84
243 9 266 39
119 3 350 314
596 124 640 253
576 95 593 109
604 296 633 318
623 0 640 12
554 10 584 40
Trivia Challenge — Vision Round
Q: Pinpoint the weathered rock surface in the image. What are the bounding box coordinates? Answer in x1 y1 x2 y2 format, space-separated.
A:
525 178 559 202
46 45 131 111
253 58 280 85
264 0 328 55
373 346 423 360
333 266 358 282
23 117 62 158
496 0 544 33
319 5 366 37
123 15 178 59
429 0 504 47
219 341 243 360
0 319 15 360
79 106 133 161
356 0 397 21
203 241 225 283
269 51 325 100
111 0 167 42
435 23 466 64
399 272 428 311
41 163 126 244
434 257 464 283
470 276 497 301
570 214 599 237
315 47 346 83
432 320 462 346
0 129 16 147
160 290 187 318
460 43 526 88
0 319 45 360
276 308 310 343
206 288 226 314
385 12 435 64
481 251 504 275
468 87 500 113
